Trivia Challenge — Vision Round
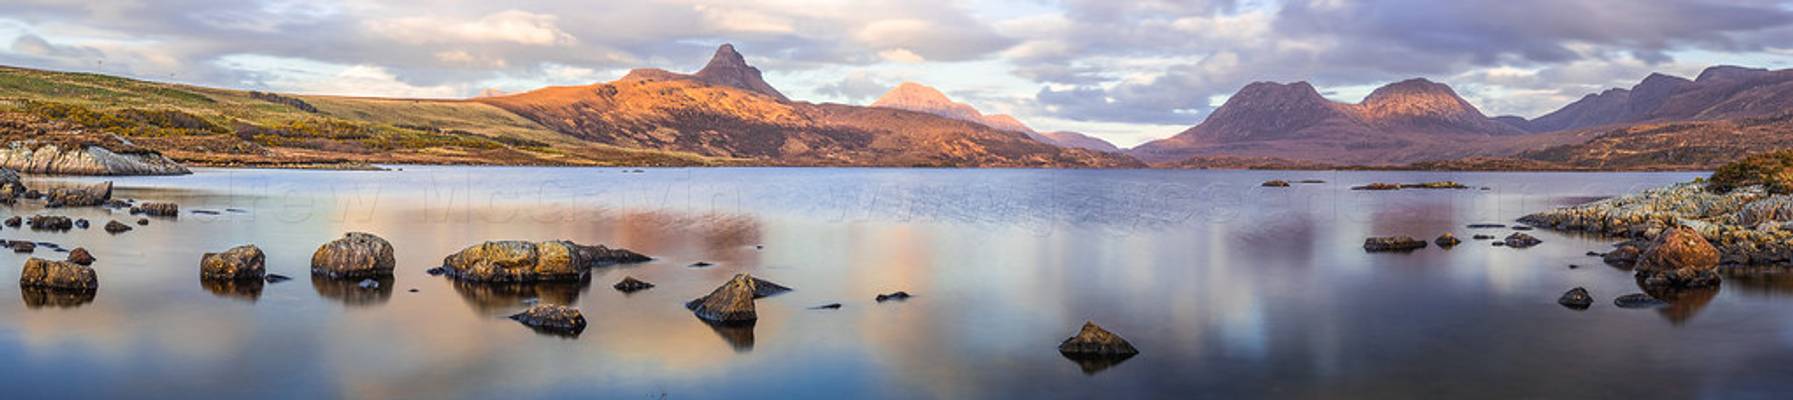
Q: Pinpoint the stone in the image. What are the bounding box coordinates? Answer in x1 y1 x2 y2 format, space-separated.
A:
74 219 88 229
1502 232 1542 248
10 241 34 253
509 304 588 334
1604 245 1642 267
201 244 266 281
1512 226 1535 231
19 257 97 290
1634 227 1721 288
1261 180 1291 187
66 247 94 266
44 181 111 207
686 274 762 323
1472 234 1496 240
1586 251 1602 257
357 279 380 289
1364 236 1427 252
4 216 19 227
310 232 396 278
810 303 843 310
439 240 649 282
613 276 655 293
1058 321 1139 356
1351 183 1402 191
130 202 179 217
104 220 132 233
1558 287 1593 310
876 291 912 302
136 218 148 225
28 215 72 230
1435 232 1462 247
264 273 292 283
1467 224 1506 229
689 261 714 268
1614 293 1668 309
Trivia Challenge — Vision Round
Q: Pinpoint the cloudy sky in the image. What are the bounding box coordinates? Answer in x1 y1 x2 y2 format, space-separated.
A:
4 0 1792 147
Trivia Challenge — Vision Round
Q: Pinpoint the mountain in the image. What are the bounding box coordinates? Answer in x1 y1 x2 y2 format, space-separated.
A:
1516 66 1793 133
1041 131 1122 153
870 82 1061 144
479 45 1137 168
1129 79 1555 165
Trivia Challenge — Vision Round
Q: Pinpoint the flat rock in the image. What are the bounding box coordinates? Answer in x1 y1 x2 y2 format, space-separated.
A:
1502 232 1542 248
27 215 72 230
875 291 912 302
1614 293 1669 309
45 181 111 207
613 276 655 293
1364 236 1427 252
130 202 180 217
1261 180 1291 187
509 304 588 335
440 240 647 283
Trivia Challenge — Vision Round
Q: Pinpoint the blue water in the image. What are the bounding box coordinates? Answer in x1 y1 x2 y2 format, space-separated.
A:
6 167 1789 399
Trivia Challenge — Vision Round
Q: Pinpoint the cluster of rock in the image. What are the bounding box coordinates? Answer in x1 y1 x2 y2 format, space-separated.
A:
437 240 650 282
1351 181 1471 191
130 202 179 217
1519 181 1790 265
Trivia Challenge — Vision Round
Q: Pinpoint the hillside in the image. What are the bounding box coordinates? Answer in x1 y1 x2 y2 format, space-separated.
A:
868 82 1121 152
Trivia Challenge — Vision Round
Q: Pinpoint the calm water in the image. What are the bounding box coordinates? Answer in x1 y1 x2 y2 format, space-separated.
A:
3 167 1790 399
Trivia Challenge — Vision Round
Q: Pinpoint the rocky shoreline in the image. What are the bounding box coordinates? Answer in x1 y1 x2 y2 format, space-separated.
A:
1518 181 1793 267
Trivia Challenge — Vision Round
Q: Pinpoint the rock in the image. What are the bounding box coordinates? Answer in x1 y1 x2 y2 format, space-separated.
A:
44 181 111 207
1399 181 1469 189
4 216 19 227
1558 287 1593 310
1467 223 1506 229
613 276 655 293
0 141 191 175
875 291 912 302
200 244 266 281
686 274 762 323
1058 321 1139 356
439 240 649 282
1351 183 1402 191
1502 232 1542 248
1568 264 1581 269
130 202 179 217
509 304 588 335
310 232 396 278
357 278 380 289
1364 236 1427 252
19 257 97 290
1472 234 1496 240
810 303 843 310
689 261 714 268
1492 241 1506 247
1511 226 1534 231
1604 245 1642 267
1586 251 1602 256
1261 180 1291 187
101 199 129 208
408 288 418 293
191 210 220 215
1614 293 1669 309
1298 179 1326 184
264 273 292 283
135 218 148 225
0 168 24 203
73 219 88 229
22 189 40 199
1435 232 1461 247
66 247 94 266
104 220 132 233
1634 227 1722 288
11 241 34 253
27 215 72 230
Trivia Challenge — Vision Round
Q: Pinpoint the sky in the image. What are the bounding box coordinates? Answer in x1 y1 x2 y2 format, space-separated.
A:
3 0 1793 148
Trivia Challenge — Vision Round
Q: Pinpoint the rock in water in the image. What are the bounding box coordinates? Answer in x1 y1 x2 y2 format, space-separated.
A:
439 240 649 282
613 276 655 293
1261 180 1291 187
1503 232 1542 248
264 273 292 283
509 304 588 335
3 216 19 227
0 141 190 175
131 202 179 217
1634 227 1721 288
875 291 912 302
1604 244 1642 267
45 181 111 207
66 247 94 266
1058 321 1140 356
10 241 35 253
686 274 762 323
1614 293 1669 309
0 168 25 203
104 220 132 233
1435 232 1462 247
1352 183 1402 191
74 219 88 229
19 257 98 290
810 303 843 310
1364 236 1427 252
1558 287 1593 310
311 232 396 278
357 279 380 289
201 244 266 281
27 215 73 230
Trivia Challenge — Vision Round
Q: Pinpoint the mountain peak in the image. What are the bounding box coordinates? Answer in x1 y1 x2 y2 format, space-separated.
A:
1695 65 1770 83
693 43 789 101
874 82 956 109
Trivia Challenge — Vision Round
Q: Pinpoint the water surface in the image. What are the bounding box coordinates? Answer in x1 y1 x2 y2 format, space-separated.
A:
5 167 1790 399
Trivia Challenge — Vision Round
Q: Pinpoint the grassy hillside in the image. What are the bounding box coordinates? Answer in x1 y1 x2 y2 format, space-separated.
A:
0 65 714 168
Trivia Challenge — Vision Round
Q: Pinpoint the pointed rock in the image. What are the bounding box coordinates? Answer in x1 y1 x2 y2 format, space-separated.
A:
613 276 655 293
1058 321 1139 356
1558 287 1593 310
693 43 788 101
686 274 763 323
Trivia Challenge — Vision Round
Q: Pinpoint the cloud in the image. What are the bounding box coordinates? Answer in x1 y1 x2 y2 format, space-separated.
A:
365 10 576 46
814 70 894 102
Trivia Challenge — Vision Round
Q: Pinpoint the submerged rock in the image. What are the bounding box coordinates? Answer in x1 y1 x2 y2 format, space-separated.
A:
613 276 655 293
509 304 588 335
130 202 179 217
66 247 94 266
10 241 35 253
1435 232 1462 247
1502 232 1542 248
689 261 714 268
1364 236 1427 252
1634 227 1721 288
357 278 381 289
1614 293 1669 309
1604 244 1642 267
27 215 72 230
311 232 396 278
810 303 843 310
264 273 293 283
875 291 912 302
439 240 649 282
1261 180 1291 187
686 274 763 323
1351 183 1402 191
201 244 266 281
1472 234 1496 240
19 257 97 290
44 181 111 207
1467 223 1506 229
1558 287 1593 310
103 220 132 233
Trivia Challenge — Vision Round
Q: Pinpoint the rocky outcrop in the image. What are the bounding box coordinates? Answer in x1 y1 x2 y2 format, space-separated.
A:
27 215 72 230
1520 181 1793 265
103 219 132 233
686 274 767 323
1364 236 1427 252
0 168 24 203
1634 227 1722 288
1261 180 1291 187
19 257 97 290
44 181 110 207
509 304 588 335
131 202 179 217
1558 287 1593 310
613 276 654 293
201 244 266 281
1503 233 1542 248
311 232 396 278
1435 232 1462 247
1058 321 1139 356
440 240 649 283
0 141 189 175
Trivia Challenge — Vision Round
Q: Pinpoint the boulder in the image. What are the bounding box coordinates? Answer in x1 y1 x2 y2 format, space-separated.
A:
1604 244 1642 267
0 168 24 203
45 181 111 207
131 202 178 217
1261 180 1291 187
104 220 132 233
10 241 34 253
1435 232 1462 247
613 276 655 293
686 274 763 323
19 257 97 290
201 244 266 281
66 247 94 266
1351 183 1402 191
1614 293 1668 309
1634 227 1721 288
73 219 88 229
439 240 649 282
4 216 19 227
1058 321 1139 356
509 304 588 335
1472 234 1496 240
310 232 396 278
136 218 148 225
1364 236 1427 252
1502 232 1542 248
875 291 912 302
27 215 72 230
1558 287 1593 310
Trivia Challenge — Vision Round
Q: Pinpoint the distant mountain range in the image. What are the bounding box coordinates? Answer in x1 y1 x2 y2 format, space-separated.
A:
869 82 1122 153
